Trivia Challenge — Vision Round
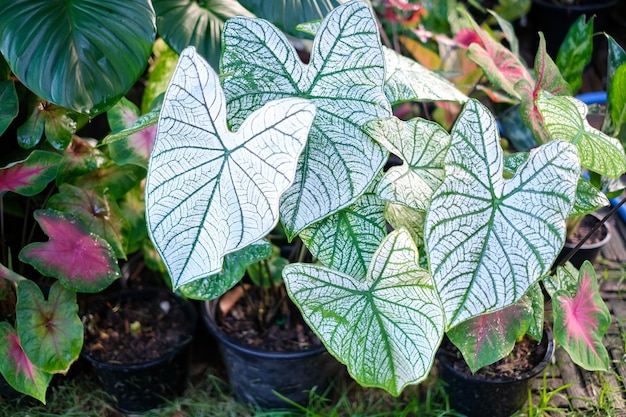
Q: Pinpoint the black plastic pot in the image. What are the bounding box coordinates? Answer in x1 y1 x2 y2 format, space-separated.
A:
82 289 197 413
201 300 343 409
555 213 611 269
437 330 554 417
530 0 618 57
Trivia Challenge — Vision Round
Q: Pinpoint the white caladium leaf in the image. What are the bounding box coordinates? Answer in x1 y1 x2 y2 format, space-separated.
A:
425 99 580 329
284 229 444 396
221 1 391 237
362 116 450 211
300 193 386 278
383 48 468 104
537 91 626 178
385 202 427 246
146 47 315 289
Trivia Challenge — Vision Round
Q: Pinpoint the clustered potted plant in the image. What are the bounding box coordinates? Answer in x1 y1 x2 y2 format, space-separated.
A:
144 0 626 415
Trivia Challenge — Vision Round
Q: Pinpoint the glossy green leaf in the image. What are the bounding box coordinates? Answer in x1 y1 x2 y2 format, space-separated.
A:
178 241 272 300
383 48 468 104
447 295 533 373
16 280 82 373
153 0 255 70
146 47 315 289
17 103 45 149
537 91 626 178
0 322 52 404
0 151 61 197
284 229 444 395
47 184 130 258
247 244 287 288
553 261 611 371
19 210 121 292
556 15 593 94
41 106 76 151
425 99 580 329
608 64 626 135
363 116 450 211
222 1 391 237
0 80 18 136
238 0 342 37
300 193 386 278
602 35 626 137
106 98 157 167
0 0 156 115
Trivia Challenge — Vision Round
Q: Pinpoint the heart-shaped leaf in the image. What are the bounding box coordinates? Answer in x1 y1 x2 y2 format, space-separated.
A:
383 47 468 104
384 202 427 246
16 280 82 373
537 91 626 178
106 97 157 167
0 80 18 136
178 241 272 300
0 0 156 115
447 295 533 373
0 151 61 197
425 99 580 329
284 229 444 396
362 116 450 211
222 0 391 237
553 261 611 371
299 193 386 278
19 209 121 292
146 47 315 289
0 322 52 404
153 0 255 70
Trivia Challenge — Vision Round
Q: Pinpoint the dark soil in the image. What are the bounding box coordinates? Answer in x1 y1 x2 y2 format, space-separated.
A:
82 290 194 364
441 333 548 380
567 215 608 246
216 285 321 352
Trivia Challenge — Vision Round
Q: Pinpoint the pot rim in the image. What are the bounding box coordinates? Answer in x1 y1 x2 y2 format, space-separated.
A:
531 0 618 12
438 329 555 384
564 213 612 250
81 287 196 370
201 299 327 360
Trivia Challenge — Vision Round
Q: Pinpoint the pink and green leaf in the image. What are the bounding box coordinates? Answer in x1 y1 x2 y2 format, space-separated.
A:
447 296 533 373
553 261 611 371
0 322 52 403
16 280 82 373
106 97 157 167
516 33 571 144
56 136 107 185
46 184 130 258
0 151 61 197
19 209 121 293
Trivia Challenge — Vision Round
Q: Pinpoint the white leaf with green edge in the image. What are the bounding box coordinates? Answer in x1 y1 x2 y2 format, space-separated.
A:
222 1 391 238
0 322 52 404
553 261 611 371
383 48 468 104
16 281 83 374
425 99 580 329
537 91 626 178
446 295 533 373
362 116 450 211
300 193 386 278
571 176 610 217
385 202 426 246
178 241 272 300
146 47 315 289
284 229 444 396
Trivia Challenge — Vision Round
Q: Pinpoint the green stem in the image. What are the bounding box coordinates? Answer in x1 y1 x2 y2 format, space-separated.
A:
0 262 27 283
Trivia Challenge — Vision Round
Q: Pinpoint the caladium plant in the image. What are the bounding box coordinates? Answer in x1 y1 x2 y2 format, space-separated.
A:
146 0 622 398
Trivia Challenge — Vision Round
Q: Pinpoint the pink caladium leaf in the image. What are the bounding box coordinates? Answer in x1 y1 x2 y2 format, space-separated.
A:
0 150 61 197
553 261 611 371
19 209 120 293
106 97 156 167
447 295 534 373
516 33 571 145
46 184 130 258
16 280 83 373
463 14 533 100
0 321 52 403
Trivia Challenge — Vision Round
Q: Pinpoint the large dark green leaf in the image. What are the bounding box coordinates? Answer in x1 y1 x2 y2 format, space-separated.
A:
556 15 594 94
0 0 156 115
153 0 254 70
238 0 343 37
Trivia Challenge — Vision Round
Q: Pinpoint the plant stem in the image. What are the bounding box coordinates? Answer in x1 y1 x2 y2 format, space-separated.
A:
0 262 27 283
